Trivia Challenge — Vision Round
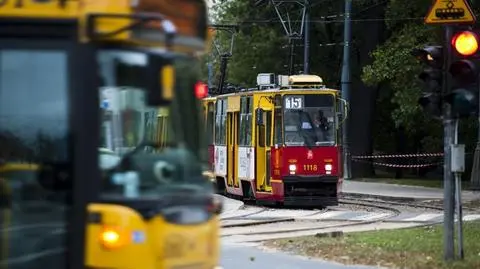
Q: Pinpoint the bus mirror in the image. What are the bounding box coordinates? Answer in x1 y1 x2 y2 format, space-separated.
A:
146 55 175 106
256 108 264 125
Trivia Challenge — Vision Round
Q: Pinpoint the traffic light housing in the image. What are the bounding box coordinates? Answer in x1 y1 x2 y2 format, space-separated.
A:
412 45 443 118
446 29 479 118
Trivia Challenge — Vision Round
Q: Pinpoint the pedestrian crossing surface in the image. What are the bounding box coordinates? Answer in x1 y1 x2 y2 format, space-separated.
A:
220 208 480 223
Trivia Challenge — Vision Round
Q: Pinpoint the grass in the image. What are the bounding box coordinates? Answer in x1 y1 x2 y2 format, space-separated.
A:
265 221 480 269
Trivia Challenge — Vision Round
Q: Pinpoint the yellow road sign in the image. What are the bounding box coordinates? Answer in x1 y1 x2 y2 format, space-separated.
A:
425 0 476 24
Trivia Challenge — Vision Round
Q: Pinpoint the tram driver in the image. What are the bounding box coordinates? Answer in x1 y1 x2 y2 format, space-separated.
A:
314 110 331 142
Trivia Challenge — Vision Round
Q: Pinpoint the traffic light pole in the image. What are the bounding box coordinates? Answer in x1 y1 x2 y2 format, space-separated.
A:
453 119 465 259
443 25 455 261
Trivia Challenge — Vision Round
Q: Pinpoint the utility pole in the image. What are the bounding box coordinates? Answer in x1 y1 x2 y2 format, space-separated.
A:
289 38 296 75
303 0 310 74
443 25 455 261
452 119 465 259
341 0 352 180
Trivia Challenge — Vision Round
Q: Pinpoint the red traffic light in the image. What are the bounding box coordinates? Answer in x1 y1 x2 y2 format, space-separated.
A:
452 31 479 56
194 81 208 99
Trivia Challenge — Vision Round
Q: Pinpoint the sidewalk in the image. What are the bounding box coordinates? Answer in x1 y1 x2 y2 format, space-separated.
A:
341 180 480 201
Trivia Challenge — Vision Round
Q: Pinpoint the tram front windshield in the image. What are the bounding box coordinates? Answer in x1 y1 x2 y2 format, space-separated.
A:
283 94 335 146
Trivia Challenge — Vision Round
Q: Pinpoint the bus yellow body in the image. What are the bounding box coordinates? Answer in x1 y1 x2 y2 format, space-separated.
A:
204 73 346 206
0 1 220 268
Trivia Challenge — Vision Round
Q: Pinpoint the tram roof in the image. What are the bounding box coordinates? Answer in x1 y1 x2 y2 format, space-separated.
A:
203 87 339 100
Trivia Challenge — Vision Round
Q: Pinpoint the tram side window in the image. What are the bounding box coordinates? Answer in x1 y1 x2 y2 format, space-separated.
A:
215 99 226 145
273 108 282 145
265 111 272 147
239 96 252 146
206 103 215 145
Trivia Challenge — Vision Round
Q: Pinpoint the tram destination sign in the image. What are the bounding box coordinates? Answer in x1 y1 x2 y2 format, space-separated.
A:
425 0 476 25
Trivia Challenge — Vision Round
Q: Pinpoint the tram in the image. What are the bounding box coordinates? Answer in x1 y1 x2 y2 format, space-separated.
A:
0 1 220 269
204 73 347 206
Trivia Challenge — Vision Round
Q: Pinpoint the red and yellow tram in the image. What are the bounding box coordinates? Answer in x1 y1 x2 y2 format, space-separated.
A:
202 73 347 206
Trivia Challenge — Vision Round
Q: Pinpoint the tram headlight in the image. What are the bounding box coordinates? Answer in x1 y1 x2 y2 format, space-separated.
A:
289 164 296 175
325 164 332 175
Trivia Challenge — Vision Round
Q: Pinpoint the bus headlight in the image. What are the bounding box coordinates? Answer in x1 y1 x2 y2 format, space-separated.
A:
289 164 296 175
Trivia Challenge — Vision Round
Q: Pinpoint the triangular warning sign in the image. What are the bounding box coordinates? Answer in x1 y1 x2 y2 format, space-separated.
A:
425 0 476 24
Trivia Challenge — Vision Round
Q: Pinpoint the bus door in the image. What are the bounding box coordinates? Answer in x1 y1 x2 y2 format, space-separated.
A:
227 97 240 188
255 108 273 192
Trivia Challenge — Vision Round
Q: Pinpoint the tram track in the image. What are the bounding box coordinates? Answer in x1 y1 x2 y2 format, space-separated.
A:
221 199 403 239
220 193 469 237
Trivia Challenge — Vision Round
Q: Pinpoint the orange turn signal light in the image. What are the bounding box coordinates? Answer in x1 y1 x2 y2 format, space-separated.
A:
99 226 128 249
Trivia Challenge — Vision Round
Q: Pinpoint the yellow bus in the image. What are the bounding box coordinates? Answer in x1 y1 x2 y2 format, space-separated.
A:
0 1 221 268
204 73 346 206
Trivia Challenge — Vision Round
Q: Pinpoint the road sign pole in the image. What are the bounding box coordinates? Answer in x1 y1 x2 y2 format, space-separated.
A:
451 119 465 260
443 25 455 261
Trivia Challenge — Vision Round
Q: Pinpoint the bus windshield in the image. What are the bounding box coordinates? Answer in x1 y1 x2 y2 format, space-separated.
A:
283 94 336 146
98 50 208 197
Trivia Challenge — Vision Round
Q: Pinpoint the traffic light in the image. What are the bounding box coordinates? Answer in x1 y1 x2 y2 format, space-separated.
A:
412 45 443 118
445 29 479 118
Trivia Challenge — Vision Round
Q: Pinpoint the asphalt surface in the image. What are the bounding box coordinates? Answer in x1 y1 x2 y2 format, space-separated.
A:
220 243 381 269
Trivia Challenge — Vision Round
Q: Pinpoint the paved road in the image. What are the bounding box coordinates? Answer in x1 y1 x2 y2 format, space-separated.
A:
342 180 480 201
220 242 381 269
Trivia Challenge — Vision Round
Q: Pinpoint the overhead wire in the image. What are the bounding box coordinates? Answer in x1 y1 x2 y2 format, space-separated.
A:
223 0 405 26
220 17 424 25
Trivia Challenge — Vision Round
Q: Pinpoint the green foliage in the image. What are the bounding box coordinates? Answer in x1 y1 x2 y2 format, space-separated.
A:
362 23 438 129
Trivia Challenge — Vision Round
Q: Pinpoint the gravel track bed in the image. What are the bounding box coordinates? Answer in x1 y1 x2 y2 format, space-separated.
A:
331 203 394 214
419 199 480 213
337 198 444 214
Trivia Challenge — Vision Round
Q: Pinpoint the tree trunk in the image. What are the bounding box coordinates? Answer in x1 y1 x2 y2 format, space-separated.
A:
349 3 388 178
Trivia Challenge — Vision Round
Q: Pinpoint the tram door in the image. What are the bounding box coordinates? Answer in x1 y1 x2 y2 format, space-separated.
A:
256 109 273 192
226 111 239 187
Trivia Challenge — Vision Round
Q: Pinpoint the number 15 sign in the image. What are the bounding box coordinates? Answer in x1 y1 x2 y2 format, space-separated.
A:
285 96 304 109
